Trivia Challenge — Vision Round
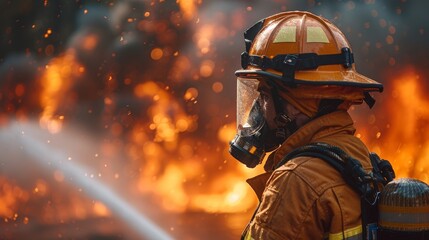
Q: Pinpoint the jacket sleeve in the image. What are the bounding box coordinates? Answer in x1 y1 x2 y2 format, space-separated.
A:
246 162 332 240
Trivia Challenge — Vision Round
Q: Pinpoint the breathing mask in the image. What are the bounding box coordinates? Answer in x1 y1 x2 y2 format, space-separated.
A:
229 77 293 168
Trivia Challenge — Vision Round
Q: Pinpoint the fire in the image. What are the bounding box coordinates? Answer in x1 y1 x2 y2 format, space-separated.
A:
127 80 259 213
14 65 428 238
189 176 255 213
0 177 29 219
133 81 196 142
355 69 429 183
93 201 110 217
13 36 429 238
177 0 198 21
39 49 84 134
4 2 428 238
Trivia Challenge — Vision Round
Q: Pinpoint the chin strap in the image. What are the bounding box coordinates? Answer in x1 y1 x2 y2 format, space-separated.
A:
266 80 299 142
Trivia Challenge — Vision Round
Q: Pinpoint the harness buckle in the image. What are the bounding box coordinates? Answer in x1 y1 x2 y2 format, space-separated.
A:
241 52 249 69
283 54 298 66
341 47 354 68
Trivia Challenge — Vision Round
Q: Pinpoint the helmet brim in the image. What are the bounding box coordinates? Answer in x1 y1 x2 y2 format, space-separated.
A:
235 69 383 92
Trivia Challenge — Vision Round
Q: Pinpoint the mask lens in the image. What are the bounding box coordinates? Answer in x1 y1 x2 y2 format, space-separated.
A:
237 77 263 135
229 77 267 168
238 100 265 136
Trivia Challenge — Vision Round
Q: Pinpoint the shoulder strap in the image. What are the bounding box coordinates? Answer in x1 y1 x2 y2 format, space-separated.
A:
276 142 372 196
275 142 395 195
275 142 395 240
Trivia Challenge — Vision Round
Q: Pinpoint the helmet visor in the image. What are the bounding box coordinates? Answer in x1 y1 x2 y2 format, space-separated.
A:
236 77 265 137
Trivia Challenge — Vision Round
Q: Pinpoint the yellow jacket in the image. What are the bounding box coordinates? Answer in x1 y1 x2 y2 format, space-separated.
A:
245 110 372 240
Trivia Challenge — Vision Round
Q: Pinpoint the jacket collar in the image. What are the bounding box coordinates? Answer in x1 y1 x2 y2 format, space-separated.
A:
267 110 356 170
247 111 357 200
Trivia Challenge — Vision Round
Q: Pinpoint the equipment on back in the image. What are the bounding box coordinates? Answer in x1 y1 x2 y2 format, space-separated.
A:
276 142 395 240
378 178 429 240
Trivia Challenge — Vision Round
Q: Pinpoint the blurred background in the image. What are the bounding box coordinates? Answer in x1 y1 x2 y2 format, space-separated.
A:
1 0 429 239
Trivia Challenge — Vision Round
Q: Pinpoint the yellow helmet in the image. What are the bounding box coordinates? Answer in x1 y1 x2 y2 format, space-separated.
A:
235 11 382 107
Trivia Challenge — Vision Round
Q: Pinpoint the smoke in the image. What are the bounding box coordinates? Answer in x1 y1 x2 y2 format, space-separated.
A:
313 1 429 80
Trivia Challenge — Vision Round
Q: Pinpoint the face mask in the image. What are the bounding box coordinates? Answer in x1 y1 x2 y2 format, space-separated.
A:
229 77 299 168
229 100 280 168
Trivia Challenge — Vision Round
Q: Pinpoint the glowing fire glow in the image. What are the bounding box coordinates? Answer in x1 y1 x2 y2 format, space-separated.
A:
129 80 259 213
39 49 84 134
134 81 196 142
0 177 29 219
189 178 254 213
3 1 428 239
177 0 198 21
356 69 429 183
32 48 429 219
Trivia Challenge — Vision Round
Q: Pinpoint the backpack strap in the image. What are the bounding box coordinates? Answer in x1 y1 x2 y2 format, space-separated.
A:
276 142 372 196
275 142 395 240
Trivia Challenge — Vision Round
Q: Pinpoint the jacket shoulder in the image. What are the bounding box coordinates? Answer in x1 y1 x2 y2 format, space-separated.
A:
276 156 346 196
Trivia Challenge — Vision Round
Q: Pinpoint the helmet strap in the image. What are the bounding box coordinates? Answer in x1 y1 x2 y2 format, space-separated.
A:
267 80 299 142
315 99 344 118
241 47 354 80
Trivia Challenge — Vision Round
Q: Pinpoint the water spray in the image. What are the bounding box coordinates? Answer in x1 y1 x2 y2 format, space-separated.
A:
0 123 174 240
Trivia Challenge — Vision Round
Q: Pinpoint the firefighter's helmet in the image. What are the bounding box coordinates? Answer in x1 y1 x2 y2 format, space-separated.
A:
378 178 429 239
235 11 382 107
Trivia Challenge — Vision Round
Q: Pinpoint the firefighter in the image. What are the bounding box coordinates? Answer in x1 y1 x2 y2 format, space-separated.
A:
229 11 384 239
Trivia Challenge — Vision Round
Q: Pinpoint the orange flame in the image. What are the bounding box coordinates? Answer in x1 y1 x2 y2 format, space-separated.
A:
128 81 260 213
177 0 198 21
39 49 83 134
0 177 29 219
35 47 429 220
357 69 429 183
134 81 197 143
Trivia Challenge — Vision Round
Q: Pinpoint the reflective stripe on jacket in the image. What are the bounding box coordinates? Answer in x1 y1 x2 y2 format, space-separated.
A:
245 111 372 240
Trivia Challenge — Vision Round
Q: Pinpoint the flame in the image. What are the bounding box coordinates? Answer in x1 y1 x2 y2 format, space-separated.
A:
39 49 83 134
189 175 255 213
93 201 110 217
356 69 429 183
134 81 197 143
39 26 261 215
0 177 29 219
177 0 198 21
6 1 428 238
28 34 429 234
128 81 259 213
